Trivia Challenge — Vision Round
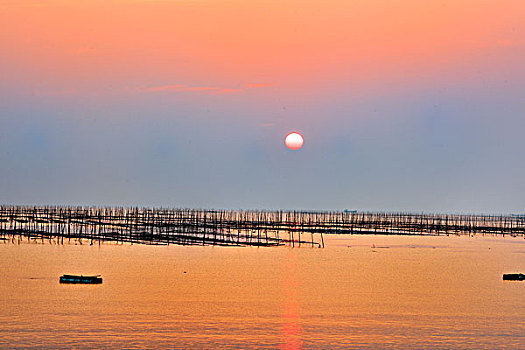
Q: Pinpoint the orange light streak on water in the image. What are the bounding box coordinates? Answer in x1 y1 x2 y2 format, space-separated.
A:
280 250 303 350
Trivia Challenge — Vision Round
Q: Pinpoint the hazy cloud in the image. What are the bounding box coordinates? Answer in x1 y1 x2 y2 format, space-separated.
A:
66 46 97 56
129 82 271 95
135 84 242 94
32 88 76 97
247 83 271 88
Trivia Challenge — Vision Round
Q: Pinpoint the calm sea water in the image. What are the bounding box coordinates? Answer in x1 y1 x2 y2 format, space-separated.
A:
1 234 524 349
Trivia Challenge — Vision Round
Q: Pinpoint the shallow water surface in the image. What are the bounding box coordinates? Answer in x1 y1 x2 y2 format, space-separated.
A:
1 235 524 349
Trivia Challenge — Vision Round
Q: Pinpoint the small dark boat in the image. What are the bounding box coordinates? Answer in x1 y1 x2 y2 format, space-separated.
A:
59 274 102 284
502 273 524 281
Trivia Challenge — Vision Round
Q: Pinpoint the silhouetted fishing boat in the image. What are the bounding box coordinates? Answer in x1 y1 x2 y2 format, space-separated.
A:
502 273 524 281
59 274 102 284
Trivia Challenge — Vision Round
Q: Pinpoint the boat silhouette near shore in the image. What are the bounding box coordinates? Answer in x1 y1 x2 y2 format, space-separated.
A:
502 273 524 281
59 274 102 284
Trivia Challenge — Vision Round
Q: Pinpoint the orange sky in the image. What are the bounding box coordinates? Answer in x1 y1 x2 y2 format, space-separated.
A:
3 0 524 95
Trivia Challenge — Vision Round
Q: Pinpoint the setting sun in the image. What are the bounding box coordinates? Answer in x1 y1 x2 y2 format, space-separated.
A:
285 132 304 150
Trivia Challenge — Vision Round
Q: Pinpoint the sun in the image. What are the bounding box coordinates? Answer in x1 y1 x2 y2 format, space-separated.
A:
285 132 304 150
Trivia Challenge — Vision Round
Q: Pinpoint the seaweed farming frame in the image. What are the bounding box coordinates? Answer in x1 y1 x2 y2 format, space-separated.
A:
1 206 524 247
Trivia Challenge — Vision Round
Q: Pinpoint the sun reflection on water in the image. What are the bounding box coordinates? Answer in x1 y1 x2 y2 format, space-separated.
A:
280 250 303 350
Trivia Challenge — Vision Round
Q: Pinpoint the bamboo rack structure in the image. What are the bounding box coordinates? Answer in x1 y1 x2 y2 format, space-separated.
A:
1 206 524 247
